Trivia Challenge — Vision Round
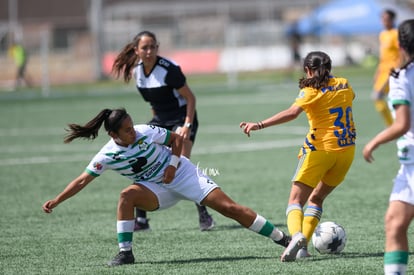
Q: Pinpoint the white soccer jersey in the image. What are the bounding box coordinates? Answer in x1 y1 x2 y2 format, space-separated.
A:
389 62 414 163
85 124 172 183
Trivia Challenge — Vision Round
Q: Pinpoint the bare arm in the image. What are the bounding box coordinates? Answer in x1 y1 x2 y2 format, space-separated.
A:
363 104 410 163
42 172 96 213
240 104 303 137
163 132 184 183
177 83 196 139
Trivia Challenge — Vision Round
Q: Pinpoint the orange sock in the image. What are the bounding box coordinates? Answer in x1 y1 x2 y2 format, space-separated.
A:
302 206 322 243
286 204 303 236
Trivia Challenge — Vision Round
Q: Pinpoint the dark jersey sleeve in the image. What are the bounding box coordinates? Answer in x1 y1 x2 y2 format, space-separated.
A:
163 60 186 89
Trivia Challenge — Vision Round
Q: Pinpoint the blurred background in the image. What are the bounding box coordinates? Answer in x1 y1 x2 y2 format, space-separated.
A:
0 0 413 93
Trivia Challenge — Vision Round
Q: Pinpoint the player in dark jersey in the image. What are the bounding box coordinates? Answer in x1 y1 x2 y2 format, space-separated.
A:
112 30 214 231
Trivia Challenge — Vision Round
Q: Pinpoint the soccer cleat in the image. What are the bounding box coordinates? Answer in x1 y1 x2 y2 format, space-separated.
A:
296 247 311 259
107 250 135 266
199 210 215 231
280 232 306 262
134 218 150 232
274 232 291 248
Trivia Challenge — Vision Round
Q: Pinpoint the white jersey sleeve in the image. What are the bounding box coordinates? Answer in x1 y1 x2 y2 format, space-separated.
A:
389 63 414 164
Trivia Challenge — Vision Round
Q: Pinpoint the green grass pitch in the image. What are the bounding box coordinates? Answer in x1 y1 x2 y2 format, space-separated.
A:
1 66 412 274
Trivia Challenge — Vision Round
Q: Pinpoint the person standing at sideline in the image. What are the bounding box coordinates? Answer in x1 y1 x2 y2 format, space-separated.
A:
240 51 356 262
8 41 32 89
372 9 400 127
363 19 414 275
42 108 291 266
112 31 214 231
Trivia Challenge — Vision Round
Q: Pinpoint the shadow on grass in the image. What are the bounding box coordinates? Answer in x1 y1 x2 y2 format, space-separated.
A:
140 255 274 265
160 223 287 232
206 223 287 232
298 251 414 262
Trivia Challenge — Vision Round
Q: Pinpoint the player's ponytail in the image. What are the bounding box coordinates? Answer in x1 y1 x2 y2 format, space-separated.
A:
64 108 129 143
398 19 414 64
112 30 158 83
112 41 139 83
299 51 332 89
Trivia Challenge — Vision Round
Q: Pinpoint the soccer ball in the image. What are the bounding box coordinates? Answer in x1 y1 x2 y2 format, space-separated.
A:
311 221 346 254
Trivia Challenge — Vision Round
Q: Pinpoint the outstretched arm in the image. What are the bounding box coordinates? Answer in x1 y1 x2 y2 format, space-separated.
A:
42 172 96 213
363 104 410 163
240 104 303 137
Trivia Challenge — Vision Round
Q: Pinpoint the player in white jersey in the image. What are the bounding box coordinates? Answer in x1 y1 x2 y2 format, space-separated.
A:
112 30 214 231
363 19 414 275
42 108 291 266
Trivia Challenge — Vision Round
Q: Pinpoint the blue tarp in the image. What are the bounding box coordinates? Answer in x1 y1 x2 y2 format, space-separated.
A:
290 0 414 36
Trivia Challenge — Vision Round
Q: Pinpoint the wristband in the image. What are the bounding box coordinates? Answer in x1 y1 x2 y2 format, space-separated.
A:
169 155 180 168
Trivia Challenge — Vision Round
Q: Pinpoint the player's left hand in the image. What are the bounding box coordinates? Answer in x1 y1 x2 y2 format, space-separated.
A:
239 122 259 137
42 200 57 213
362 142 376 163
163 165 177 183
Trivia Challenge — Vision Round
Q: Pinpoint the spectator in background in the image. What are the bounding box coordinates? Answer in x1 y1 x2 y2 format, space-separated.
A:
8 41 32 90
285 21 303 81
112 30 215 232
372 9 400 127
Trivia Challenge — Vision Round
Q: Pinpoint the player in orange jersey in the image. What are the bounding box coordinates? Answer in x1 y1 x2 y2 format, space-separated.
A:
240 51 356 262
373 9 400 126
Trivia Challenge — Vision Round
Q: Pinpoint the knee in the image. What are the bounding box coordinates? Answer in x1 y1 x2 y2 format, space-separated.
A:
119 188 136 205
384 211 409 236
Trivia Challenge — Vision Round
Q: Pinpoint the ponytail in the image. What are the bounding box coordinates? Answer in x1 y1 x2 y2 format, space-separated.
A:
64 108 129 143
111 42 138 83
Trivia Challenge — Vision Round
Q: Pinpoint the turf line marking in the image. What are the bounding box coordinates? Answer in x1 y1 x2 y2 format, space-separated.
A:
0 139 304 166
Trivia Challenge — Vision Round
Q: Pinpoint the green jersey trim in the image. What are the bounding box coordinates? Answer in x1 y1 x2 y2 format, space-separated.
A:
164 131 171 145
392 99 410 106
85 168 99 177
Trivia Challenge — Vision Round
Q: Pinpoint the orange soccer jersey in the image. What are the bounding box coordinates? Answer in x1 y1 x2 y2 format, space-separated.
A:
374 28 400 92
293 76 356 154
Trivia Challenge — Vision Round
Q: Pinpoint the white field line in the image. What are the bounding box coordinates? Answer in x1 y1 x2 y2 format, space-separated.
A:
0 125 308 137
0 139 304 166
0 125 365 166
0 124 307 166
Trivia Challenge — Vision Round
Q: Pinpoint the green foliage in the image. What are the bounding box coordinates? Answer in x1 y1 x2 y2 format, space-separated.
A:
1 67 412 274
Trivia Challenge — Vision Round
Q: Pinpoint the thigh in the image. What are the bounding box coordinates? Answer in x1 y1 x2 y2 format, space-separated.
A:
292 150 334 188
132 181 180 211
390 164 414 205
322 147 355 186
386 200 414 229
164 157 219 204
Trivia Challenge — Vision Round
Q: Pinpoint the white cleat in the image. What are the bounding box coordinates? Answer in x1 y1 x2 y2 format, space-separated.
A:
280 232 306 262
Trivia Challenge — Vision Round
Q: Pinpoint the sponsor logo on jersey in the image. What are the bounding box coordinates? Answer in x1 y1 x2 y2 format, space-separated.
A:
140 161 162 180
138 139 149 150
93 162 103 170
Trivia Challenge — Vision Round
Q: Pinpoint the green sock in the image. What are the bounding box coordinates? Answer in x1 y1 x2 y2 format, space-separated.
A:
384 251 408 275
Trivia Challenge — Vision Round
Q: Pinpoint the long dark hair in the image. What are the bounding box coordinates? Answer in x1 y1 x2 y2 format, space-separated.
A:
398 19 414 65
112 30 158 83
299 51 332 89
64 108 129 143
